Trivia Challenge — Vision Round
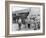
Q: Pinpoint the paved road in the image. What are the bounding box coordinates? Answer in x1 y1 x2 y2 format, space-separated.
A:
12 23 36 31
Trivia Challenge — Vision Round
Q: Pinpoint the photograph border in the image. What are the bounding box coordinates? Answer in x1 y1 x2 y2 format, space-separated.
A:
5 1 45 37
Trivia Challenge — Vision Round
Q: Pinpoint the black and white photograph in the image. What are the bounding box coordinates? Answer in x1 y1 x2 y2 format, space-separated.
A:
12 7 40 31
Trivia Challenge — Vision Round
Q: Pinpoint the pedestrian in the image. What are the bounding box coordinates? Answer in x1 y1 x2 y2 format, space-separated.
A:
18 18 22 30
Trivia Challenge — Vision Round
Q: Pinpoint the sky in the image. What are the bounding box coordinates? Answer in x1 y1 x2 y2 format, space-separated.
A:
12 6 40 15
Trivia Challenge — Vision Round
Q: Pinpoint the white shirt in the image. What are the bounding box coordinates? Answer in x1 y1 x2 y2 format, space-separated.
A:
18 18 21 23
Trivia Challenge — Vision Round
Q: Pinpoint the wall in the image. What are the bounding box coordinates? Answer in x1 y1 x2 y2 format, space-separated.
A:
0 0 46 38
